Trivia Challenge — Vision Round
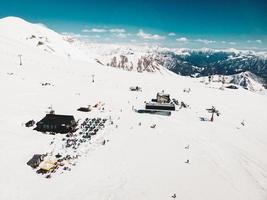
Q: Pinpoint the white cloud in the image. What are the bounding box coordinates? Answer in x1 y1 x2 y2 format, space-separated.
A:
176 37 188 42
89 35 101 39
195 39 216 44
247 39 262 44
229 42 236 45
168 32 176 36
81 29 89 33
221 41 238 45
61 32 71 35
115 33 127 38
82 28 128 35
61 32 89 38
82 28 107 33
109 28 126 33
137 29 165 40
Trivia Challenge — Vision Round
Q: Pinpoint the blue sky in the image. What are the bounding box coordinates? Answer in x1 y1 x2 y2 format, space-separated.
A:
0 0 267 49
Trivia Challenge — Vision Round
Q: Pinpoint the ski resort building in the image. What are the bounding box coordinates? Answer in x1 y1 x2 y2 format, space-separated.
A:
145 102 175 111
145 92 175 111
156 92 170 103
35 114 77 133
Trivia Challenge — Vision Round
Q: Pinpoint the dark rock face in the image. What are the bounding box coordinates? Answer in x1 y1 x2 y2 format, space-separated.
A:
156 50 267 83
100 48 267 84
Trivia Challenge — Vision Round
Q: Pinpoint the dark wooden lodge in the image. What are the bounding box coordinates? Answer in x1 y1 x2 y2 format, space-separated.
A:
35 114 77 133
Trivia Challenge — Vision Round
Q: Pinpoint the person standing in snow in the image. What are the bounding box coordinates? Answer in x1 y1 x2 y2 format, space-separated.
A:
18 54 22 66
92 74 95 83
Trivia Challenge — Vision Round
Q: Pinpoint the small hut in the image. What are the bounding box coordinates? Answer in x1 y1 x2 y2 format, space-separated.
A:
38 158 57 173
129 86 142 91
25 120 35 127
156 92 170 103
27 154 45 168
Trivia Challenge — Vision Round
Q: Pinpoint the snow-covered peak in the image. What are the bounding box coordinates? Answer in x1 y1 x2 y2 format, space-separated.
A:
208 71 266 92
0 16 90 61
0 16 55 40
0 16 29 24
0 16 31 24
228 71 266 91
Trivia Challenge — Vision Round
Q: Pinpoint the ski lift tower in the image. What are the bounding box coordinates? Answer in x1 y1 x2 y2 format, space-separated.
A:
206 106 220 122
18 54 22 66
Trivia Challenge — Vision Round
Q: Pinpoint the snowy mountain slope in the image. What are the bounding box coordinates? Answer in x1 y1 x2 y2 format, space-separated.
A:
67 39 267 91
0 16 90 61
226 71 266 91
66 37 267 83
199 71 266 92
65 40 168 73
0 17 267 200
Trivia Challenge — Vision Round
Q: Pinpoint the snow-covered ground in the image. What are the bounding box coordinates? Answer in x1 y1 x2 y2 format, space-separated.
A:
0 17 267 200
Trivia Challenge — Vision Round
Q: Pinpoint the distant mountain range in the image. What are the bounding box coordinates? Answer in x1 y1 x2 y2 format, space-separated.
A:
204 71 266 92
155 49 267 82
80 44 266 85
1 17 266 91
